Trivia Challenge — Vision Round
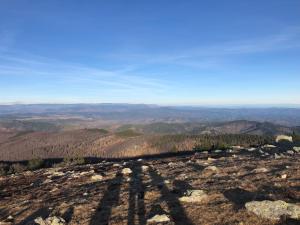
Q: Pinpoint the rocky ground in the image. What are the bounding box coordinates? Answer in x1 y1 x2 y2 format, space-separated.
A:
0 146 300 225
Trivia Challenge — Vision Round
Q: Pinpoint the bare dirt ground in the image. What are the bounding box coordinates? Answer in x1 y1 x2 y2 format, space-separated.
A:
0 149 299 225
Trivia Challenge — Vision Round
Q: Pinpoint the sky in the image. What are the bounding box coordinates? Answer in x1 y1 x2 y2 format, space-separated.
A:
0 0 300 106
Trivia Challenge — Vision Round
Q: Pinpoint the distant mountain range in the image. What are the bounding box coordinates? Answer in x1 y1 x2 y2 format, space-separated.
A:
1 103 300 161
1 103 300 126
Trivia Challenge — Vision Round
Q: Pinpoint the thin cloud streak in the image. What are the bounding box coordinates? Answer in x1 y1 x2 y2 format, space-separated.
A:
0 52 170 94
107 27 300 67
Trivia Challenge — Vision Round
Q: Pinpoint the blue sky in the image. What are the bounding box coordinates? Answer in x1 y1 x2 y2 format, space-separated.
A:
0 0 300 105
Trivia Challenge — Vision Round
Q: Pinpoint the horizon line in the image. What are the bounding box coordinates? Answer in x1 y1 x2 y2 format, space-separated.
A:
1 102 300 108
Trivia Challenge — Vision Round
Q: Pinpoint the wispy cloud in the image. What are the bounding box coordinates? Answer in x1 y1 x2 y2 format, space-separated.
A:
0 51 170 96
107 26 300 68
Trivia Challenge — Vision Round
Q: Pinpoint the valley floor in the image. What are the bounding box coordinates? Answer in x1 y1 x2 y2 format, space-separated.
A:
0 150 300 225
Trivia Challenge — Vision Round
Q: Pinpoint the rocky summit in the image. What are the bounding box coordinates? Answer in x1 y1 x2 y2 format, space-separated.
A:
0 146 300 225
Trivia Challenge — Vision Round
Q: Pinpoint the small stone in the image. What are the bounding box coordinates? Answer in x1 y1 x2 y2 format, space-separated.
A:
293 147 300 152
7 215 13 221
83 192 88 196
207 157 216 162
179 189 208 203
168 162 176 167
281 174 287 179
214 149 222 153
52 171 65 177
43 179 52 184
147 214 170 223
50 187 59 193
263 144 276 149
142 165 149 172
122 168 132 175
252 167 269 173
274 153 281 159
287 150 294 155
259 150 264 154
231 146 242 150
91 174 103 182
35 216 66 225
47 216 66 225
205 166 218 171
79 171 89 176
34 217 47 225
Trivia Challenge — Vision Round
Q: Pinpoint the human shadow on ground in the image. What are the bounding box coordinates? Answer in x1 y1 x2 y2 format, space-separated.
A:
148 167 194 225
17 207 50 225
127 162 146 225
172 180 193 196
89 172 124 225
62 206 74 223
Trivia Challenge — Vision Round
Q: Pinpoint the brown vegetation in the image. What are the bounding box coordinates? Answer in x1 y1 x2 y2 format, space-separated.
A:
0 148 299 225
0 128 274 161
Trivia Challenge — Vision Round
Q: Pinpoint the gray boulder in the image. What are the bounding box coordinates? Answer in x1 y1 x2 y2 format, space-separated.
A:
245 200 300 220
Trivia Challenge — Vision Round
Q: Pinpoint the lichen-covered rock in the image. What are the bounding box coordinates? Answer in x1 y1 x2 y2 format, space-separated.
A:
245 200 300 220
121 168 132 175
34 216 66 225
147 214 170 223
142 165 149 172
179 189 208 203
91 174 103 181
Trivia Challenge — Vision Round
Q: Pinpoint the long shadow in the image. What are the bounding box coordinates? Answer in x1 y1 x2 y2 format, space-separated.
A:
223 188 270 210
127 163 146 225
0 208 9 221
189 163 205 172
172 180 193 195
17 207 50 225
62 206 74 223
278 217 300 225
89 172 124 225
258 184 300 203
148 167 194 225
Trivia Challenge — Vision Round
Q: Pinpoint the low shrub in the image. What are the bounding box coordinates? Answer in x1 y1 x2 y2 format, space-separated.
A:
55 156 86 167
27 158 44 170
0 163 8 176
115 129 142 138
10 163 26 173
